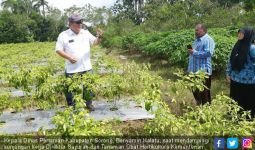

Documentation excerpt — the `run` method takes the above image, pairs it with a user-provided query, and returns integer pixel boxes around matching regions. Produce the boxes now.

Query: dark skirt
[230,80,255,117]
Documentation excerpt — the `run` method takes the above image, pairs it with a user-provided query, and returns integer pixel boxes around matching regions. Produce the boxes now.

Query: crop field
[0,42,254,149]
[1,0,255,149]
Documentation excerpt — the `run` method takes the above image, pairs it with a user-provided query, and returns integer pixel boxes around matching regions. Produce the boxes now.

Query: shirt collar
[197,33,208,41]
[68,28,84,36]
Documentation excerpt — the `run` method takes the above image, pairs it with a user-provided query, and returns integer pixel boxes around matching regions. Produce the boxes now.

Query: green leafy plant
[172,70,208,93]
[7,67,32,95]
[52,86,118,137]
[114,28,236,71]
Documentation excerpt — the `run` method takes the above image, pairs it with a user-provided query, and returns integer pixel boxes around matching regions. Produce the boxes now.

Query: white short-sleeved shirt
[55,29,96,73]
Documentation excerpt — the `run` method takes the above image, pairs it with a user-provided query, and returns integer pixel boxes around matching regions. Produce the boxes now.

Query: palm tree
[1,0,19,13]
[23,0,34,16]
[133,0,144,13]
[32,0,49,17]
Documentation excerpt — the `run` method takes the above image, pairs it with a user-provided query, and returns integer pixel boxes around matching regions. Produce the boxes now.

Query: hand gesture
[96,28,103,38]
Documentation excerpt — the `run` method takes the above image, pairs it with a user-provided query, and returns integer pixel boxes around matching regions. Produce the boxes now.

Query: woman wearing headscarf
[226,27,255,118]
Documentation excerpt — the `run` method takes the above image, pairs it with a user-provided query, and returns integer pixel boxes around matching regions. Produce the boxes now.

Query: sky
[0,0,117,10]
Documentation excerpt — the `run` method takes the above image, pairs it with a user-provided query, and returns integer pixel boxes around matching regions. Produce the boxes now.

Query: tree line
[0,0,108,43]
[0,0,254,43]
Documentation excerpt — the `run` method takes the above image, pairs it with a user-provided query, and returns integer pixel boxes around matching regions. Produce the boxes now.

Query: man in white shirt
[55,13,102,111]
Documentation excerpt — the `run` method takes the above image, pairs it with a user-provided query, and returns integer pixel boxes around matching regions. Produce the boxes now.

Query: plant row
[102,28,237,72]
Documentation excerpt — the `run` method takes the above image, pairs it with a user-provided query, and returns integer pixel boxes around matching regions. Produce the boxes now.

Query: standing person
[226,27,255,117]
[187,24,215,105]
[55,13,103,111]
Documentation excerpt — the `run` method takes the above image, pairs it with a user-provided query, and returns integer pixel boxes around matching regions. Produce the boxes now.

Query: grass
[211,74,230,97]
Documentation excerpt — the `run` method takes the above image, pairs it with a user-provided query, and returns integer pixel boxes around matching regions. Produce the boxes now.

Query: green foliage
[50,71,120,137]
[210,0,240,8]
[101,36,123,49]
[64,4,110,26]
[119,28,237,71]
[122,32,147,51]
[144,94,255,138]
[141,82,162,111]
[30,66,55,89]
[98,74,123,100]
[1,41,255,138]
[143,69,255,137]
[52,96,118,137]
[0,93,10,112]
[0,42,64,111]
[144,70,255,139]
[111,0,144,24]
[239,11,255,27]
[182,95,254,135]
[105,0,255,50]
[8,68,32,94]
[111,0,251,31]
[172,70,208,93]
[101,20,138,48]
[34,76,65,102]
[0,0,67,43]
[243,0,255,11]
[211,35,236,72]
[0,11,34,43]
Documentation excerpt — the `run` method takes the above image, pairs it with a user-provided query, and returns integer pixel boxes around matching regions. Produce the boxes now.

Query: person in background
[187,23,215,105]
[55,13,103,111]
[226,27,255,117]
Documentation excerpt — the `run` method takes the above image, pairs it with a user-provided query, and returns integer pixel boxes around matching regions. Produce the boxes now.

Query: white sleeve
[55,33,64,52]
[87,31,97,45]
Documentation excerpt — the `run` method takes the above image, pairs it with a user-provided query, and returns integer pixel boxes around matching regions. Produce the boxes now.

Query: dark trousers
[65,70,93,107]
[192,75,211,105]
[230,80,255,117]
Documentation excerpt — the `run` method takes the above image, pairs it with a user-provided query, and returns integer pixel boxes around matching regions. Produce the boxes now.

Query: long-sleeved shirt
[187,33,215,75]
[226,45,255,84]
